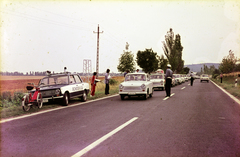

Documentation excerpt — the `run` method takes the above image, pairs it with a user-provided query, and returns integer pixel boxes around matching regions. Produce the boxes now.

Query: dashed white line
[181,87,186,90]
[71,117,138,157]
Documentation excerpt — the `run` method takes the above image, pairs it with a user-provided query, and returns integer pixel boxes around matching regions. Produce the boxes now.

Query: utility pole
[93,24,103,78]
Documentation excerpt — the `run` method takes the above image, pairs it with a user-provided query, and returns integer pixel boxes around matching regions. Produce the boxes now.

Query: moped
[22,83,43,111]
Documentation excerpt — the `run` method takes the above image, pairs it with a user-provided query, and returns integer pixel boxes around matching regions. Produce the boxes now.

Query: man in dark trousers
[190,71,194,86]
[165,64,173,97]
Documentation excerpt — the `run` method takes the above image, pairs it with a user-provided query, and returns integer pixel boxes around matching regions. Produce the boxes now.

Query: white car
[150,74,165,90]
[173,74,182,84]
[119,73,153,100]
[200,74,209,83]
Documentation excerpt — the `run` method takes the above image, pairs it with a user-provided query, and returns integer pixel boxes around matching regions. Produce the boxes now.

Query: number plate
[128,92,136,95]
[42,99,48,103]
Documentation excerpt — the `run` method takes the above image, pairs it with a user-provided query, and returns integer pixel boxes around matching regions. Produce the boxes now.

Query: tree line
[117,28,240,77]
[118,28,188,74]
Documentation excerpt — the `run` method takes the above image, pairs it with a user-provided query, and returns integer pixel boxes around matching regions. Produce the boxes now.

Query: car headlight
[55,89,60,95]
[141,84,146,90]
[119,84,124,89]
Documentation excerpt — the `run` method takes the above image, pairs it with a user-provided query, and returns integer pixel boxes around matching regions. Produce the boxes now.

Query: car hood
[39,84,66,91]
[121,81,147,86]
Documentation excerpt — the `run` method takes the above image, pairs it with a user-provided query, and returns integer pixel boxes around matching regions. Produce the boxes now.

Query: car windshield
[202,75,208,77]
[150,75,163,79]
[39,76,69,86]
[174,74,180,78]
[125,74,146,81]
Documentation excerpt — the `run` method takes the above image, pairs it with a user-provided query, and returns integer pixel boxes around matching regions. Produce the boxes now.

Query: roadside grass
[211,76,240,100]
[0,77,124,119]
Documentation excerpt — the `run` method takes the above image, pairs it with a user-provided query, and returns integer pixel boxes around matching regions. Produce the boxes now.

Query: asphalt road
[1,80,240,157]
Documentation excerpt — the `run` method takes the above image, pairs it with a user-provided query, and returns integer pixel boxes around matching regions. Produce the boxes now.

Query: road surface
[1,80,240,157]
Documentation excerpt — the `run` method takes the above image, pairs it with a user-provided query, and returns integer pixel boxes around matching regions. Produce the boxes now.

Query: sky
[1,0,240,74]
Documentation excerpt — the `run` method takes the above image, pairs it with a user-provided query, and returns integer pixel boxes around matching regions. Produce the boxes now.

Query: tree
[136,48,159,74]
[182,67,190,74]
[158,54,168,72]
[162,28,184,73]
[117,51,136,73]
[219,50,237,73]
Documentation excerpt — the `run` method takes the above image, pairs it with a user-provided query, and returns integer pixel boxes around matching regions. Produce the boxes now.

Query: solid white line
[181,87,186,90]
[0,94,119,124]
[211,80,240,105]
[71,117,138,157]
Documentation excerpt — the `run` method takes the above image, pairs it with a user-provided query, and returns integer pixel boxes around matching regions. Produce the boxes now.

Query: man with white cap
[165,64,173,97]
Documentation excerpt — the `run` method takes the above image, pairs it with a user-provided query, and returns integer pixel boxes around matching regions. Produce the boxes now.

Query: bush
[1,91,12,102]
[213,74,219,79]
[109,78,118,85]
[12,91,25,106]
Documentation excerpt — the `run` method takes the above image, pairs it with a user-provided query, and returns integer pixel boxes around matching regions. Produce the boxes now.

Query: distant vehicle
[150,74,165,90]
[37,71,90,105]
[173,74,182,84]
[200,74,209,83]
[119,73,153,100]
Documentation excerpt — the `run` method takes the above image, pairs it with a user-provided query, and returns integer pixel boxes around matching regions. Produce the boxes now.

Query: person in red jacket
[90,72,97,97]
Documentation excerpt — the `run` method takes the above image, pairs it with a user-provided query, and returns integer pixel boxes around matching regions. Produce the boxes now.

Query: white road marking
[211,80,240,105]
[163,93,175,100]
[0,94,119,124]
[71,117,138,157]
[188,84,190,86]
[181,87,186,90]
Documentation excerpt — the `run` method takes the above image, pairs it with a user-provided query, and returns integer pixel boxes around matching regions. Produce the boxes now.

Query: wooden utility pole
[93,24,103,78]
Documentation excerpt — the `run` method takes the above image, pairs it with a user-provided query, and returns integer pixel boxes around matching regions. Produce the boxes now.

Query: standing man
[190,71,194,86]
[105,69,111,95]
[220,73,223,83]
[165,64,173,97]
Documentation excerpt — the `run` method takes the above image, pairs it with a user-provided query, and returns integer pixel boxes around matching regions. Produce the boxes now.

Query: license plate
[42,99,48,103]
[128,92,136,95]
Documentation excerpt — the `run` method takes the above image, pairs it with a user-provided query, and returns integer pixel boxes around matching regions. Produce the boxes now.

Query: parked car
[37,71,90,105]
[173,74,182,84]
[200,74,209,83]
[119,73,153,100]
[150,74,165,90]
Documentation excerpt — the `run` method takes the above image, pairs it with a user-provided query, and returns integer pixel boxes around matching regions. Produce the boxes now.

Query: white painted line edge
[181,87,186,90]
[211,80,240,105]
[0,94,119,124]
[71,117,138,157]
[163,93,175,100]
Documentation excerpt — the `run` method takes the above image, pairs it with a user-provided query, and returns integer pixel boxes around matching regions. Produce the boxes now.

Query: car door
[69,75,79,97]
[73,74,84,96]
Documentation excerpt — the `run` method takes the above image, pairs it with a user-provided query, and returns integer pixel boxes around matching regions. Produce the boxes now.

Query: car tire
[81,90,87,102]
[62,93,69,106]
[149,88,153,98]
[120,95,125,100]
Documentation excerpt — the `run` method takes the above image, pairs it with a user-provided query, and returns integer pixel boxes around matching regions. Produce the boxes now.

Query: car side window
[70,75,76,84]
[74,75,82,83]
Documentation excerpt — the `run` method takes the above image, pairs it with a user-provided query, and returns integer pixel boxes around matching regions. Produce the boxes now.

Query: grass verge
[0,77,124,119]
[211,76,240,100]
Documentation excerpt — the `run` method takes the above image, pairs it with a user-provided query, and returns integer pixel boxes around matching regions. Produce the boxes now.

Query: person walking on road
[190,71,194,86]
[105,69,111,95]
[90,72,97,97]
[165,64,173,97]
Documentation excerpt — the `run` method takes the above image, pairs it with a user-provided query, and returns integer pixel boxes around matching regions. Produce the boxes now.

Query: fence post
[235,78,238,87]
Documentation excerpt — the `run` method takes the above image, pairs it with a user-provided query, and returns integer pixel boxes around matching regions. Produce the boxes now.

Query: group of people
[90,69,111,97]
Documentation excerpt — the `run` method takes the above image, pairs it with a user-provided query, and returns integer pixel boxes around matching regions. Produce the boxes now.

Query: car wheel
[62,93,69,106]
[81,91,87,102]
[149,89,153,98]
[120,95,125,100]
